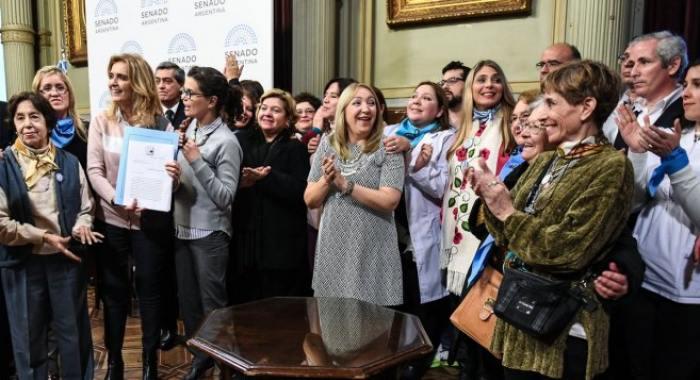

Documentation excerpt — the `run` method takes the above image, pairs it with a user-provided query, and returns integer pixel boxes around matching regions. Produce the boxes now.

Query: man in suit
[604,31,692,380]
[604,31,688,148]
[155,61,186,129]
[154,62,185,351]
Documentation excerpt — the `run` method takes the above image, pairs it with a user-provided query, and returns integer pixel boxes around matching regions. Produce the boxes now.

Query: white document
[119,140,175,212]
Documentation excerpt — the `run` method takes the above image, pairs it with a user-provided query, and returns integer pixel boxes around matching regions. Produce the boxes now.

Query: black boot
[143,350,158,380]
[104,354,124,380]
[159,328,181,351]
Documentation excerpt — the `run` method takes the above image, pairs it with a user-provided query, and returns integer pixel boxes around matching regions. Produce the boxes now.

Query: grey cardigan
[174,117,242,237]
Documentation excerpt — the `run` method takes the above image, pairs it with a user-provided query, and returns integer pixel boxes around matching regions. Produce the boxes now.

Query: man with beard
[440,61,470,128]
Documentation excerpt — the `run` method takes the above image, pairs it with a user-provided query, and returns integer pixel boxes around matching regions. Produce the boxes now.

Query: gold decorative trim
[63,0,87,66]
[387,0,532,28]
[38,29,53,47]
[0,24,35,45]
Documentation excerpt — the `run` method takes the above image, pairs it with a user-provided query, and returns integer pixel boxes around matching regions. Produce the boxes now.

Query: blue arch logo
[224,25,257,48]
[120,41,143,55]
[168,33,197,54]
[141,0,167,7]
[95,0,118,17]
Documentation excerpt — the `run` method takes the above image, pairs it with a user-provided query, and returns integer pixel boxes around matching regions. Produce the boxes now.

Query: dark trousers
[0,271,13,378]
[159,247,179,334]
[175,232,229,366]
[1,254,94,380]
[608,288,700,380]
[399,251,451,379]
[97,222,168,356]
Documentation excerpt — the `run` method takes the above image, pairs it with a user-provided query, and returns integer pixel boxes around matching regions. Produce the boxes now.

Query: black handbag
[494,266,590,343]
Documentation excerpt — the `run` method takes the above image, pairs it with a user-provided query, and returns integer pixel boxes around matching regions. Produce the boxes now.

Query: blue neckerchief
[472,106,498,124]
[466,149,525,288]
[499,147,524,180]
[50,117,75,148]
[395,118,439,148]
[647,146,689,197]
[467,235,496,287]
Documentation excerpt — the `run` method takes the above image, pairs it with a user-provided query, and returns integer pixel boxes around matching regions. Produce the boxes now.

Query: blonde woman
[305,83,404,306]
[33,66,89,167]
[441,59,515,296]
[87,53,174,380]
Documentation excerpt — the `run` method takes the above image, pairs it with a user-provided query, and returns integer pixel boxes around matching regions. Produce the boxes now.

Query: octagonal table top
[188,297,432,378]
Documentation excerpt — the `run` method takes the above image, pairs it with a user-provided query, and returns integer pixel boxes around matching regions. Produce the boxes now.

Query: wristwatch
[341,181,355,196]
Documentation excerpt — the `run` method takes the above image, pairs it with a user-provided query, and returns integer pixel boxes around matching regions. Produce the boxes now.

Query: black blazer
[232,128,310,270]
[171,101,187,130]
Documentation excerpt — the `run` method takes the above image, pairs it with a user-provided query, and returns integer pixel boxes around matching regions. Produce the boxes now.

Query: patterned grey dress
[309,135,405,306]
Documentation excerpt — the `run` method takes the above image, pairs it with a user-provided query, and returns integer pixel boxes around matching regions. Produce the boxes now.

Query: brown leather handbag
[450,265,502,358]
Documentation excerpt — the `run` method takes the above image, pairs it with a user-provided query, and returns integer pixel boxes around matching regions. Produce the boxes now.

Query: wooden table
[188,297,432,379]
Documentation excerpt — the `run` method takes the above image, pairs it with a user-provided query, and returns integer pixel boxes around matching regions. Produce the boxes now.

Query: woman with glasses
[171,66,243,379]
[440,59,515,299]
[293,92,322,139]
[230,89,311,305]
[33,67,89,168]
[32,65,92,379]
[87,53,174,380]
[471,61,632,380]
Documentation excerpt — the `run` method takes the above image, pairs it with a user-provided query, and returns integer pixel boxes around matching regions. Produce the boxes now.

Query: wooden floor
[89,288,218,379]
[88,288,457,379]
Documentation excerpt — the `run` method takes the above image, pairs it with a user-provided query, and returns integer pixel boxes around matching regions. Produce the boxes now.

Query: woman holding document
[171,66,243,379]
[86,53,173,380]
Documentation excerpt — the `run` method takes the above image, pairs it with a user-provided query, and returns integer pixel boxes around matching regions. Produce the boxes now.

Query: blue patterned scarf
[395,118,439,148]
[51,117,75,148]
[472,106,499,124]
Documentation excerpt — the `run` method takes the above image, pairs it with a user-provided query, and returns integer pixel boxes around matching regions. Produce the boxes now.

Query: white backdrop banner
[85,0,273,117]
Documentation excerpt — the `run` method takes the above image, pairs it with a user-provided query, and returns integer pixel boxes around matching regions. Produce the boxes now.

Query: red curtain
[644,0,700,62]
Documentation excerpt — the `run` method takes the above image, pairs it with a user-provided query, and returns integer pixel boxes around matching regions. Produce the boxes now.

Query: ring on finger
[487,180,499,188]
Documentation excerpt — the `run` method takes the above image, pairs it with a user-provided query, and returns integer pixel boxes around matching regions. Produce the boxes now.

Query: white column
[292,0,337,95]
[0,0,36,95]
[564,0,630,68]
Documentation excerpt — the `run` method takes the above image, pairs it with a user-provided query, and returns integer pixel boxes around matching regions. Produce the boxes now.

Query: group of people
[0,28,698,380]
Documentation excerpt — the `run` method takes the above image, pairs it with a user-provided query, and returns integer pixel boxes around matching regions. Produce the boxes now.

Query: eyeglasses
[510,113,531,126]
[438,77,464,86]
[521,121,547,135]
[181,89,206,100]
[39,84,68,95]
[535,60,562,70]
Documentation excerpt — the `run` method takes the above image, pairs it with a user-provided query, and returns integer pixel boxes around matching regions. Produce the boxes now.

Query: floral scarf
[13,139,59,189]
